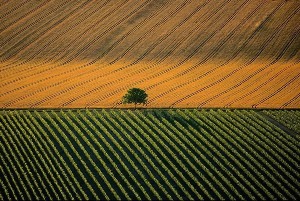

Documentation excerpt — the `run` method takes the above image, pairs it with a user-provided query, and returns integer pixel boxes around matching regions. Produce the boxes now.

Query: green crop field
[1,109,299,200]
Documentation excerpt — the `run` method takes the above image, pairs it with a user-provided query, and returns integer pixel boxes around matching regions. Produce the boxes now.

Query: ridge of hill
[0,0,299,108]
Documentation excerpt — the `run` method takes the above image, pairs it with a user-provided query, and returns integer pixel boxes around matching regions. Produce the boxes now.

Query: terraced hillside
[0,0,299,108]
[1,109,299,200]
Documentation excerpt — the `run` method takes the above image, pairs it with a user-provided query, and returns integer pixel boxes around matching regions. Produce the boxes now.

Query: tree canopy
[122,88,148,109]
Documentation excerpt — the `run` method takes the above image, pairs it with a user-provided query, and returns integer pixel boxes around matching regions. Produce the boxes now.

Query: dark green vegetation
[262,110,300,134]
[0,109,299,200]
[122,88,148,109]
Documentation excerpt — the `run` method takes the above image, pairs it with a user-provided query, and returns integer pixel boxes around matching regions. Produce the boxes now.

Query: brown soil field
[0,0,299,108]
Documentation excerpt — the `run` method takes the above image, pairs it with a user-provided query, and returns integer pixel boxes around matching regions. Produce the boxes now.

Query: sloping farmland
[0,0,299,108]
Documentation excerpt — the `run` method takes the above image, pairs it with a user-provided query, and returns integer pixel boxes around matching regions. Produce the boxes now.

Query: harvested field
[0,0,299,108]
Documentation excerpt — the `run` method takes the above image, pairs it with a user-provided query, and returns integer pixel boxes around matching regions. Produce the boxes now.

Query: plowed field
[0,0,299,108]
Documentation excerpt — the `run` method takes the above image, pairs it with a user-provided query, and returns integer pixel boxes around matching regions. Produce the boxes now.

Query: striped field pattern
[0,109,299,200]
[0,0,299,109]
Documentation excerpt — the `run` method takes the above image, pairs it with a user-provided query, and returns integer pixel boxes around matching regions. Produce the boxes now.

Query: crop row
[262,109,300,134]
[0,0,112,71]
[1,1,299,108]
[55,0,239,107]
[169,2,298,107]
[147,0,266,104]
[1,0,190,105]
[1,109,299,200]
[58,0,286,106]
[0,0,195,107]
[0,0,161,106]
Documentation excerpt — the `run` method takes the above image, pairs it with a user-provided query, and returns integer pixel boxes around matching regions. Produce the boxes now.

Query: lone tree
[122,88,148,109]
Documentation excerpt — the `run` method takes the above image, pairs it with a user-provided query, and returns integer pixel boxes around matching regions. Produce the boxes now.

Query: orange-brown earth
[0,0,299,108]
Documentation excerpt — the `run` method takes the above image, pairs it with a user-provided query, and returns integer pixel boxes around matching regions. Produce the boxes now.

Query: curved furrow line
[1,0,137,72]
[168,2,295,107]
[0,1,92,62]
[199,28,300,108]
[176,0,287,74]
[62,0,225,107]
[134,0,249,75]
[193,1,266,65]
[222,31,300,108]
[84,0,191,66]
[140,0,234,63]
[93,0,229,75]
[0,0,52,33]
[0,0,97,69]
[286,41,300,61]
[179,28,295,109]
[0,0,200,105]
[69,0,247,107]
[0,0,206,84]
[0,0,111,72]
[164,0,252,67]
[252,73,300,108]
[0,0,71,49]
[281,92,300,108]
[16,0,182,107]
[109,0,231,66]
[86,29,222,107]
[59,0,152,65]
[0,0,55,69]
[115,0,249,89]
[1,0,292,109]
[52,0,211,70]
[0,0,31,20]
[77,0,207,76]
[0,0,104,73]
[216,1,291,64]
[86,26,226,107]
[136,0,260,101]
[0,0,262,108]
[0,0,170,96]
[107,0,204,65]
[224,61,299,108]
[41,0,133,64]
[145,0,265,104]
[165,0,286,79]
[58,0,176,66]
[0,1,157,107]
[0,0,129,82]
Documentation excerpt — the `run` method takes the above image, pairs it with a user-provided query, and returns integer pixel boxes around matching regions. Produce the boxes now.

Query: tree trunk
[134,103,137,110]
